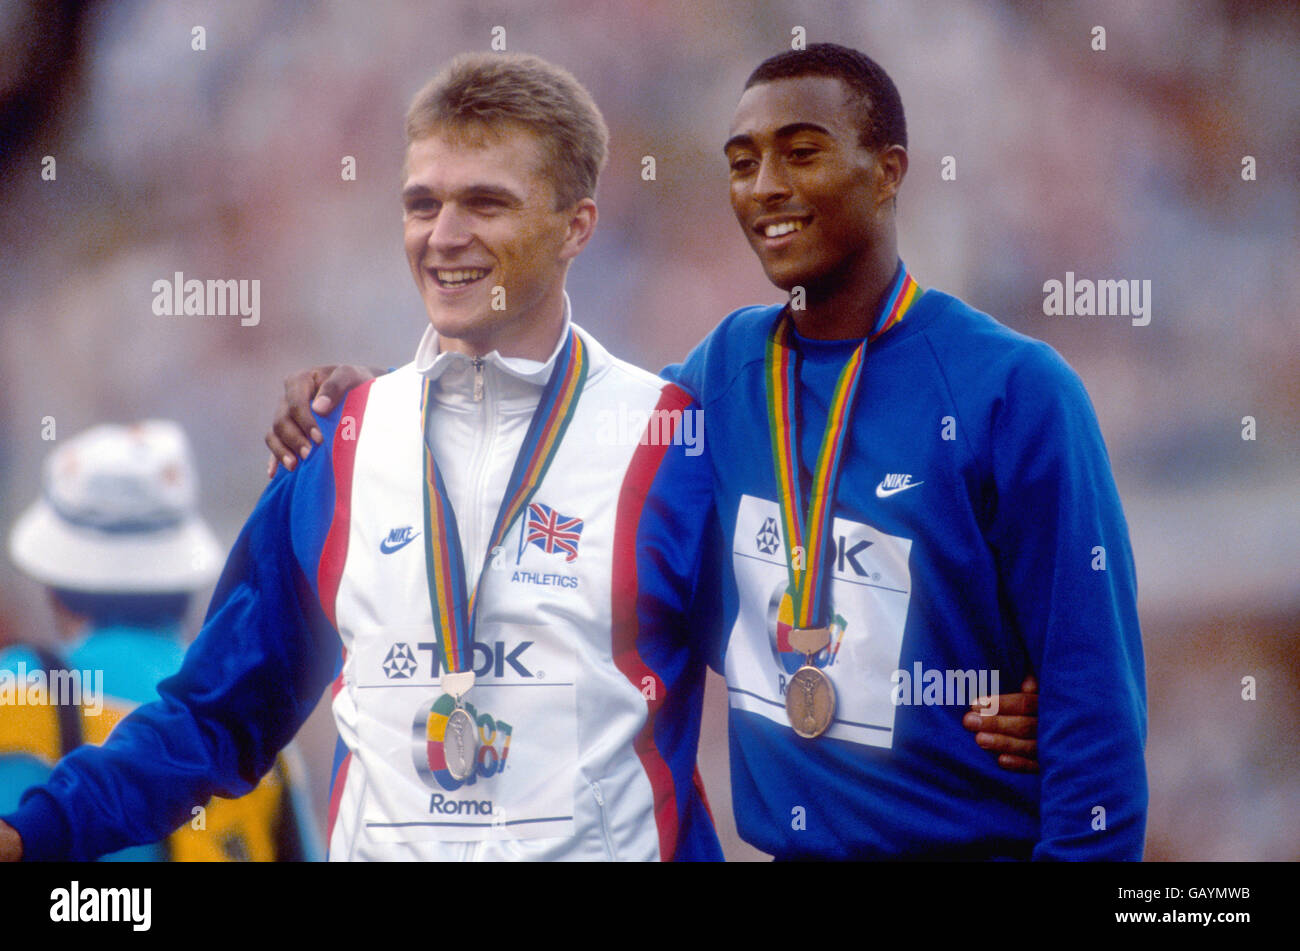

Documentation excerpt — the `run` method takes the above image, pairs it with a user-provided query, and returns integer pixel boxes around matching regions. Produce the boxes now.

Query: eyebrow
[723,122,834,154]
[401,182,524,204]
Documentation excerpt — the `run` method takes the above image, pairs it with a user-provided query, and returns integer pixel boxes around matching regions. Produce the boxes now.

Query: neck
[789,243,899,341]
[438,290,567,362]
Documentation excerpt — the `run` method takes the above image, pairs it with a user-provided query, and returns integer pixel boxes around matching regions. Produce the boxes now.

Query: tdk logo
[755,517,780,555]
[835,535,873,576]
[380,526,420,554]
[415,640,534,678]
[381,643,418,679]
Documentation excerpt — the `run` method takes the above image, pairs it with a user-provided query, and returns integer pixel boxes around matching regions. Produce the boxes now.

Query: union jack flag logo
[524,502,583,563]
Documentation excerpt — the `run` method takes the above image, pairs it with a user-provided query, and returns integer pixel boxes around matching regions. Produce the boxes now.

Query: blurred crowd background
[1,0,1296,861]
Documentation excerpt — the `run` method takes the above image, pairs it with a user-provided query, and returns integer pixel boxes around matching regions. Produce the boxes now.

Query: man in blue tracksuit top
[260,45,1142,860]
[659,44,1146,859]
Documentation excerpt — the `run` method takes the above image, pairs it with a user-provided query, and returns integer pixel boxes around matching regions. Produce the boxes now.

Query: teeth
[434,268,489,286]
[764,220,805,238]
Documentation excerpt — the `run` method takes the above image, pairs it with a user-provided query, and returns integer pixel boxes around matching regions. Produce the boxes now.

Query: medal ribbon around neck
[419,328,588,675]
[765,265,921,628]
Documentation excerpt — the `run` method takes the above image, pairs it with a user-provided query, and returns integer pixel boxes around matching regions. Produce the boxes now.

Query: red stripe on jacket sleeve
[317,383,372,628]
[610,384,693,861]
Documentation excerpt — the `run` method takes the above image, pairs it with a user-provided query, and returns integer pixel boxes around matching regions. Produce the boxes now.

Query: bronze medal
[783,627,835,737]
[785,664,836,738]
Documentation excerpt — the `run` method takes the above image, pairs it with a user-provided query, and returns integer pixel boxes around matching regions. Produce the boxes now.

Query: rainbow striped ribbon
[764,263,921,627]
[420,329,588,674]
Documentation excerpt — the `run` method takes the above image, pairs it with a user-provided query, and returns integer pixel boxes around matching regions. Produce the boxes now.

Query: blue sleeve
[659,305,759,400]
[658,360,696,397]
[621,388,723,861]
[984,345,1148,860]
[634,396,721,666]
[2,455,342,862]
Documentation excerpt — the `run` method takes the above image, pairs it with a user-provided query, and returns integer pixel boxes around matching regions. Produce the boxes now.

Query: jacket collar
[414,293,574,387]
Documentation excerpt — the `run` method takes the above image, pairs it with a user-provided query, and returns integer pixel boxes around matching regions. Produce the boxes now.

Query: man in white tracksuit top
[323,304,718,859]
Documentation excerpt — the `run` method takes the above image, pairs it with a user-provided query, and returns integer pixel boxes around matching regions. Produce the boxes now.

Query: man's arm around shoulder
[986,346,1148,860]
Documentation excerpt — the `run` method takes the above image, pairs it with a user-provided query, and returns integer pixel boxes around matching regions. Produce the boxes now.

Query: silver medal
[441,671,478,780]
[443,705,479,781]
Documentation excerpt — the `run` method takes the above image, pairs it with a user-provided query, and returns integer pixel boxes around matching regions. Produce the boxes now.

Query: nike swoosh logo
[875,480,924,498]
[379,534,420,554]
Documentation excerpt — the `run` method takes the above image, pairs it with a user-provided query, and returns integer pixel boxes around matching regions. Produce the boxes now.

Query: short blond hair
[406,53,609,209]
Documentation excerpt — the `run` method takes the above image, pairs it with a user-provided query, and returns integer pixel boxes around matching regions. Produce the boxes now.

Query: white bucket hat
[8,420,222,593]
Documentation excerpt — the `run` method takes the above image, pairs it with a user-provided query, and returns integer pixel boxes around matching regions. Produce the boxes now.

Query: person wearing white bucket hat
[0,420,322,861]
[8,420,222,598]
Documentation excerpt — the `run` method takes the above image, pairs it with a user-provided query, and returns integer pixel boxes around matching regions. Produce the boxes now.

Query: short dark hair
[744,43,907,151]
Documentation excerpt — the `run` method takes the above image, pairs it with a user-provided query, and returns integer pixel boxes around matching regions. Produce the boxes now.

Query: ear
[559,197,598,261]
[875,144,908,206]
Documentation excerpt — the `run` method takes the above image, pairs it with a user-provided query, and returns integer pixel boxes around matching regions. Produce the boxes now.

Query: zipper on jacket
[464,357,497,608]
[590,781,617,860]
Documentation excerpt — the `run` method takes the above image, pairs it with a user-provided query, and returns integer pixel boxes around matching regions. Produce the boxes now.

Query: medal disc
[784,665,836,738]
[443,706,479,781]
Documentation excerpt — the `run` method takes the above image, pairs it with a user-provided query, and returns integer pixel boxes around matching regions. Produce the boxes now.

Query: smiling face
[402,122,595,358]
[724,76,903,297]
